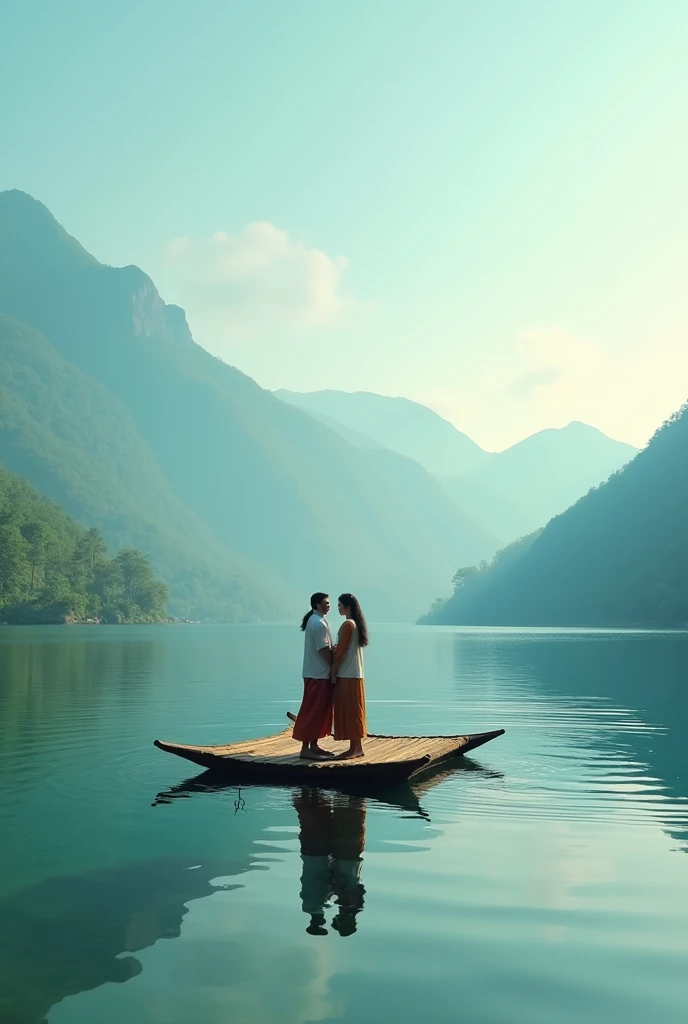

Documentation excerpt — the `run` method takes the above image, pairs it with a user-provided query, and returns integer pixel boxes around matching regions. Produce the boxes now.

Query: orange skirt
[293,678,333,742]
[333,678,367,741]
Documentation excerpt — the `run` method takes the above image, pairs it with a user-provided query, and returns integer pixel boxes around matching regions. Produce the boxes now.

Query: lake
[1,623,687,1024]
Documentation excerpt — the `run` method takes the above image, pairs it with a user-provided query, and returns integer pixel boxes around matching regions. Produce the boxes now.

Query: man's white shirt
[302,613,333,679]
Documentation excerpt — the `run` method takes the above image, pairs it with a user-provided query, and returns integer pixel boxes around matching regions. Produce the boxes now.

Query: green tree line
[421,531,542,621]
[0,462,167,624]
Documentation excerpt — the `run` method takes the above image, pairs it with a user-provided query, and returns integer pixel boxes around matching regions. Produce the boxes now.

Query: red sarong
[293,678,333,742]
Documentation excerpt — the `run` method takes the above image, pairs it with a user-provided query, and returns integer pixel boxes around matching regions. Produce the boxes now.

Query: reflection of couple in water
[289,593,369,934]
[292,592,369,760]
[293,788,366,937]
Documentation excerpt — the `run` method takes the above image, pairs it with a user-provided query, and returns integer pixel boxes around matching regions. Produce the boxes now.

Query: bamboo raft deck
[154,726,505,784]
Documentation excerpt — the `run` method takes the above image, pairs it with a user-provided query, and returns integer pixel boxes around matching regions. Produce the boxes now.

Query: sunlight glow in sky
[2,0,687,449]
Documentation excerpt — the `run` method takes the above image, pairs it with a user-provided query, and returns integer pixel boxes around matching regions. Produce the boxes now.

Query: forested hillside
[421,404,688,628]
[0,461,167,624]
[0,315,291,622]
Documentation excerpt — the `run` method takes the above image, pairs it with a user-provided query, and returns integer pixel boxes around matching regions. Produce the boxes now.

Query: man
[291,592,334,760]
[292,788,333,935]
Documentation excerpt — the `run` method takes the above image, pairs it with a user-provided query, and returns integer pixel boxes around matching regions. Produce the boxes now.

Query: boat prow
[153,726,505,784]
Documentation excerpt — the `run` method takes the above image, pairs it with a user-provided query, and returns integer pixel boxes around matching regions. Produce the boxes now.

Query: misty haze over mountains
[2,188,680,627]
[276,390,637,546]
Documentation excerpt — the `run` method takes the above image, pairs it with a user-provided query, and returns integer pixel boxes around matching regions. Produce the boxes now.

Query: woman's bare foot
[337,746,365,760]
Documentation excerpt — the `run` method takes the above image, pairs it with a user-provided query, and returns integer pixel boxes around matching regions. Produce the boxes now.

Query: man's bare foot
[299,750,329,760]
[336,749,365,760]
[310,744,331,756]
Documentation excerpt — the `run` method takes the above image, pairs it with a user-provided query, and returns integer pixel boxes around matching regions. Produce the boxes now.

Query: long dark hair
[338,593,369,647]
[300,592,329,631]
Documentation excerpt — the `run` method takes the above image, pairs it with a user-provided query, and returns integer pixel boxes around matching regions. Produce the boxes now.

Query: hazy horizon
[274,385,640,452]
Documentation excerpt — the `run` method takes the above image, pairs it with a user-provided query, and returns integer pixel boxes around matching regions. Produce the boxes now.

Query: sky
[2,0,688,451]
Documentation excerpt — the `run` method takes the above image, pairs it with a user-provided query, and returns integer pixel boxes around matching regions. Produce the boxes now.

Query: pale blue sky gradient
[2,1,687,449]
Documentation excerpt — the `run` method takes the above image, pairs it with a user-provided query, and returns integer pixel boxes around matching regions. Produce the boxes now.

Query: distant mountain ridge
[464,420,637,537]
[276,389,488,475]
[0,189,496,621]
[276,389,637,545]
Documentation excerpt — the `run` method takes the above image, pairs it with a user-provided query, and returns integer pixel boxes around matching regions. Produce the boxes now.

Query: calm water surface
[1,624,688,1024]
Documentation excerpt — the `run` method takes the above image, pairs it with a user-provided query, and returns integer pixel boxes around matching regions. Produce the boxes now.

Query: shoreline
[0,618,199,627]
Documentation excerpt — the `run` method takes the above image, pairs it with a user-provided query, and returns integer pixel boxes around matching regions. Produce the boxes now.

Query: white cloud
[508,365,564,397]
[165,222,350,338]
[511,328,606,394]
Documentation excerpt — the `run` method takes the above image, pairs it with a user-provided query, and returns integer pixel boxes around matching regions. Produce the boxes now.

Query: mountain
[421,403,688,628]
[0,190,496,620]
[460,421,637,536]
[277,403,387,452]
[275,389,488,475]
[277,389,636,545]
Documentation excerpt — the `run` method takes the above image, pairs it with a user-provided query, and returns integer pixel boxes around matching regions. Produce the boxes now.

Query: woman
[331,593,368,759]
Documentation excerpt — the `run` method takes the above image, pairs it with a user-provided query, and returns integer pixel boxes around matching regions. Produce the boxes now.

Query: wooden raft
[154,726,505,783]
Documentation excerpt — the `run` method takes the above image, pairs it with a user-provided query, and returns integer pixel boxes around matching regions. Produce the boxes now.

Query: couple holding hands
[291,592,368,760]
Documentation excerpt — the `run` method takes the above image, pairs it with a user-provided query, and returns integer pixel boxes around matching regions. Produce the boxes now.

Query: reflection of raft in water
[154,725,505,784]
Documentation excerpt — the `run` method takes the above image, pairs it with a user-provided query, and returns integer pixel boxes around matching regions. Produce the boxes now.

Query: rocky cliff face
[113,266,194,347]
[163,304,195,347]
